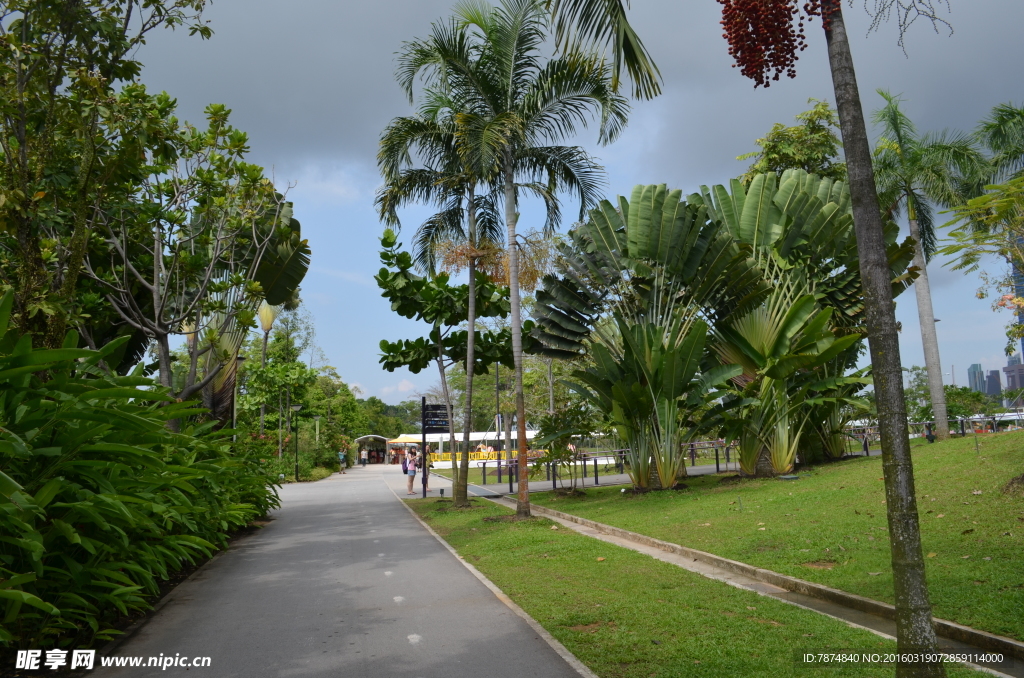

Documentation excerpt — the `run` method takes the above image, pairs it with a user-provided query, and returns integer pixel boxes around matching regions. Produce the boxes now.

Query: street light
[291,404,302,482]
[232,355,246,443]
[313,415,322,445]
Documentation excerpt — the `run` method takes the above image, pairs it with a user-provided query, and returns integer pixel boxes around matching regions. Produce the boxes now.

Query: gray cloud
[135,0,1024,400]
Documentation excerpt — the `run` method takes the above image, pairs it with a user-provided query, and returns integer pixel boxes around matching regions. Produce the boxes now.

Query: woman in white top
[405,451,419,495]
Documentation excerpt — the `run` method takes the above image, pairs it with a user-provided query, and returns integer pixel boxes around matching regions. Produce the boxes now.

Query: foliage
[738,99,846,184]
[534,184,764,488]
[533,400,599,490]
[0,0,212,347]
[0,292,277,648]
[536,171,916,482]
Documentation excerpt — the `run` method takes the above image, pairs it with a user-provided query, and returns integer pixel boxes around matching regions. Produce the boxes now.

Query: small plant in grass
[533,402,599,494]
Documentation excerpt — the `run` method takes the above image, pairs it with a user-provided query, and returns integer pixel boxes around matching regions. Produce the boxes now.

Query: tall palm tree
[873,91,988,441]
[399,0,627,517]
[378,94,504,507]
[977,103,1024,180]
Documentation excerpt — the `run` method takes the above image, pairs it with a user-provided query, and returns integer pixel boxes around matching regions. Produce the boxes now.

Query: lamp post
[232,355,246,443]
[314,415,321,445]
[291,404,302,482]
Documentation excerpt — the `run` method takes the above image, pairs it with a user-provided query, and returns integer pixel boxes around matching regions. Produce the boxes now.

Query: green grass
[410,498,983,678]
[529,432,1024,641]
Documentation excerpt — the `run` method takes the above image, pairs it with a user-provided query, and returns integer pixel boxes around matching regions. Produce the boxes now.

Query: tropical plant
[738,99,847,184]
[533,184,767,488]
[398,0,627,517]
[872,90,988,440]
[691,170,915,475]
[0,291,277,648]
[976,102,1024,180]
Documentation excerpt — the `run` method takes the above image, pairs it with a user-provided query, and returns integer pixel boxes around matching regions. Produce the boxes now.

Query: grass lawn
[529,432,1024,642]
[409,498,983,678]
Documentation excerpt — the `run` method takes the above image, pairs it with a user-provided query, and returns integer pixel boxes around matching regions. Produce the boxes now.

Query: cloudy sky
[138,0,1024,402]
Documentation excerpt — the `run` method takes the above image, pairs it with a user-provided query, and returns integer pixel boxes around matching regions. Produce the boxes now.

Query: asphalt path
[95,465,581,678]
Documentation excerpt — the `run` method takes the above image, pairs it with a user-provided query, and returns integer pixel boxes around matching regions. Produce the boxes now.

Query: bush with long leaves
[0,293,278,648]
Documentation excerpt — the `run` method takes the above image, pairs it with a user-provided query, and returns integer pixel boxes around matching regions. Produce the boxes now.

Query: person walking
[360,448,368,467]
[405,450,419,495]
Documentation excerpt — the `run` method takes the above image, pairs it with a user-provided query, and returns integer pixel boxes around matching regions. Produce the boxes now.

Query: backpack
[401,458,408,473]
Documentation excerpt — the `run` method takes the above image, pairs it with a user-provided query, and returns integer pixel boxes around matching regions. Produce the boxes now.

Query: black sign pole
[421,397,428,498]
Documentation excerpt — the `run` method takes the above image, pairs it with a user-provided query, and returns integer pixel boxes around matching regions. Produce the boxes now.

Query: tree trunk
[278,392,283,458]
[457,188,478,507]
[504,156,530,517]
[907,216,949,439]
[824,5,945,676]
[547,358,555,414]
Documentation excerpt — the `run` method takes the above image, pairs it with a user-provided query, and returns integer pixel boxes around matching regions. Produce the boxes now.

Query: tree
[376,228,520,500]
[400,0,627,517]
[87,101,309,420]
[715,0,951,672]
[872,90,987,440]
[377,87,503,508]
[738,99,846,184]
[0,0,212,348]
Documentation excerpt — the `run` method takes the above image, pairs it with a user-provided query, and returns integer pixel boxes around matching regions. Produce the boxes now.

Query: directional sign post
[421,398,449,498]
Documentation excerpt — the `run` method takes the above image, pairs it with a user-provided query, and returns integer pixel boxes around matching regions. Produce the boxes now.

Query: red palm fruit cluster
[718,0,839,88]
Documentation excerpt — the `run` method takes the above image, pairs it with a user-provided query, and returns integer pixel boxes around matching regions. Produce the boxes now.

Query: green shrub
[0,293,279,648]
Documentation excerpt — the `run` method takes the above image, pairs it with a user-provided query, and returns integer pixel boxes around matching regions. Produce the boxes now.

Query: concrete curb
[391,493,600,678]
[520,501,1024,661]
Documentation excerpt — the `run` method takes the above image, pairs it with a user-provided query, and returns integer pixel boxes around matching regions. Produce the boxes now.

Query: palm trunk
[457,188,478,507]
[547,358,554,414]
[504,155,530,517]
[824,5,945,675]
[435,322,458,483]
[907,216,949,439]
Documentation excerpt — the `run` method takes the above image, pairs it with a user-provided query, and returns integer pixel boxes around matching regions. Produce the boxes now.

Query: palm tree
[873,91,988,441]
[977,103,1024,180]
[399,0,627,517]
[377,95,504,507]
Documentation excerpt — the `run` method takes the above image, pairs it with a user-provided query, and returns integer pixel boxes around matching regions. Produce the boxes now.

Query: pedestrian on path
[360,448,368,466]
[405,450,419,495]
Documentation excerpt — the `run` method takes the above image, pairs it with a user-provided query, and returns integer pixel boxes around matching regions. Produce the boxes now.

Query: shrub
[0,293,279,648]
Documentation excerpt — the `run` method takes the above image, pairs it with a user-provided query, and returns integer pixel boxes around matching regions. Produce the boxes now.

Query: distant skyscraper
[1004,354,1024,400]
[968,363,985,393]
[987,370,1003,396]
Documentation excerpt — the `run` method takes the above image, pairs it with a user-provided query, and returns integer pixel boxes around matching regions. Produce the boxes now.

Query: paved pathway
[96,466,582,678]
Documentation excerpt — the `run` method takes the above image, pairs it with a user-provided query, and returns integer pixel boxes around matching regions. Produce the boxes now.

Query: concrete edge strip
[389,489,599,678]
[516,500,1024,662]
[485,498,1014,678]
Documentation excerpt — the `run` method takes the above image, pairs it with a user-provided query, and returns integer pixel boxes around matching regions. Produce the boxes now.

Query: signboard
[422,404,450,434]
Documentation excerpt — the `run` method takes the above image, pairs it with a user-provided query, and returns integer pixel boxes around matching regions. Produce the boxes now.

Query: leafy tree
[739,99,846,184]
[872,90,987,440]
[376,228,518,505]
[89,100,309,415]
[0,0,212,347]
